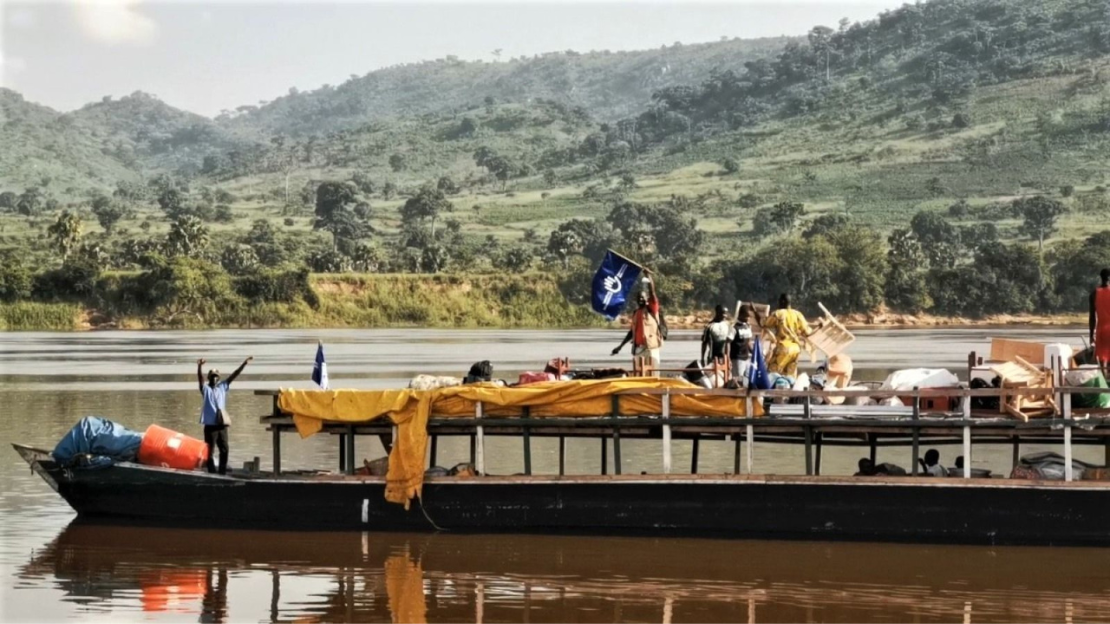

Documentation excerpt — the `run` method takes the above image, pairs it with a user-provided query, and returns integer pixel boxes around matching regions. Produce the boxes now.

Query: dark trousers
[204,425,229,474]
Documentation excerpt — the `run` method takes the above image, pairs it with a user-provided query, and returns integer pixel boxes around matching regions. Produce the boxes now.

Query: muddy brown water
[3,327,1109,623]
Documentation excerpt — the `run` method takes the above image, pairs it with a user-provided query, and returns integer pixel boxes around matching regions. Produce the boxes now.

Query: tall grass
[0,303,80,331]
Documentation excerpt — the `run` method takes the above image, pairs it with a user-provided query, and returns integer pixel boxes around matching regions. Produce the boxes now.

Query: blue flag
[591,251,642,320]
[748,337,772,390]
[312,342,329,389]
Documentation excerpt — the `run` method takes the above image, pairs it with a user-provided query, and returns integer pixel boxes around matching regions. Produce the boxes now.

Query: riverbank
[0,274,1088,332]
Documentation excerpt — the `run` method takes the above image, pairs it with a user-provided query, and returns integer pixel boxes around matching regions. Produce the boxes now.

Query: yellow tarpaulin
[278,378,763,506]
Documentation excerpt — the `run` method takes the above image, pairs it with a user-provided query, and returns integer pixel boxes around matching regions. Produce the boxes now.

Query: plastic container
[1044,343,1074,370]
[137,424,208,470]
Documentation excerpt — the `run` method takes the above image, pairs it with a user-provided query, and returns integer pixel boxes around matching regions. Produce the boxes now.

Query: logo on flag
[591,250,642,320]
[312,342,329,389]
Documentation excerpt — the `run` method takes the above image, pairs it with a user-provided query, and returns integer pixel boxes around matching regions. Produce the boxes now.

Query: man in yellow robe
[758,293,815,378]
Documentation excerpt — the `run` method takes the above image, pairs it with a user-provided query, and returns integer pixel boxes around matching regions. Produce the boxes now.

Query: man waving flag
[312,342,329,389]
[591,250,643,320]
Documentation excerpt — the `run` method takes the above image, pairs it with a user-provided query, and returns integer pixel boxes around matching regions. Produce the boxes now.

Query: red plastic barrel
[137,424,209,470]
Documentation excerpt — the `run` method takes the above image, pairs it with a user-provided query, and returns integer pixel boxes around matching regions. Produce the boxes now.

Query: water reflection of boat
[20,521,1110,623]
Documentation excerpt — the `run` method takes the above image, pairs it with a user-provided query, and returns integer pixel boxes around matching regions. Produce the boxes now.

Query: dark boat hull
[18,445,1110,546]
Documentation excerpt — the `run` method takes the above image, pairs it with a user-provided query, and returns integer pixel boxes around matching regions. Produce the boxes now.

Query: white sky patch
[72,0,159,45]
[0,52,30,87]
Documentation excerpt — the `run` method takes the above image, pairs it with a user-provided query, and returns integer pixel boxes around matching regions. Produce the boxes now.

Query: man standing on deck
[701,304,734,386]
[197,356,252,475]
[611,272,664,375]
[756,293,820,379]
[731,305,755,386]
[1090,268,1110,377]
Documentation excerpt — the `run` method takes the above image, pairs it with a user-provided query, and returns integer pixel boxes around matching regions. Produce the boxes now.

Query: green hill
[4,0,1110,328]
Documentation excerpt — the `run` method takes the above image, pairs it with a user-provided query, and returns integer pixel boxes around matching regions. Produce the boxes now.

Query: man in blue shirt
[197,356,252,474]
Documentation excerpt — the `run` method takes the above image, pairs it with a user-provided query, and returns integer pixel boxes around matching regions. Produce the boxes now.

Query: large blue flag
[591,250,642,320]
[312,342,329,389]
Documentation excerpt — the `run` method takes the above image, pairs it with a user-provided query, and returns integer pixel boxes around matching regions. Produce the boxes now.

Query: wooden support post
[1065,421,1074,482]
[429,434,438,468]
[744,396,754,475]
[345,426,355,475]
[734,436,742,475]
[601,437,608,475]
[558,436,566,476]
[745,423,754,475]
[272,427,281,475]
[339,433,346,473]
[911,389,921,476]
[814,432,823,476]
[522,407,532,476]
[469,434,476,465]
[662,393,672,474]
[962,395,971,479]
[1012,437,1020,468]
[804,397,813,476]
[1105,438,1110,468]
[868,433,877,465]
[475,402,485,475]
[611,395,622,475]
[691,438,700,474]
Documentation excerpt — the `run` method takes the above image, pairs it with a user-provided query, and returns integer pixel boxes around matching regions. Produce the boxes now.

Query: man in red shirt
[611,273,664,375]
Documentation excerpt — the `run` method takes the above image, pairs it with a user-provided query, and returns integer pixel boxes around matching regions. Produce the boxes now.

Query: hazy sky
[1,0,904,117]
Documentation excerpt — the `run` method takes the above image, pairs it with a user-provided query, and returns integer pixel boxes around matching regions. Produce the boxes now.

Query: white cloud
[73,0,159,46]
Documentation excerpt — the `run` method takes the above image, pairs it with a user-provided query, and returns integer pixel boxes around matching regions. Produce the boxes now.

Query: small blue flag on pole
[591,250,643,320]
[748,337,772,390]
[312,342,329,389]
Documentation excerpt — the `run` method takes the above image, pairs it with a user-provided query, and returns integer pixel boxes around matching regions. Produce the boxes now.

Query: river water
[3,327,1109,623]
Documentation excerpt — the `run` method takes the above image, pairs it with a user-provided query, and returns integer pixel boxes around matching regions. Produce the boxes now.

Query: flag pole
[606,249,651,274]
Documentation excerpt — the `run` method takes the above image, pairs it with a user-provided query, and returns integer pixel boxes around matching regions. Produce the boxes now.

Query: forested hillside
[4,0,1110,329]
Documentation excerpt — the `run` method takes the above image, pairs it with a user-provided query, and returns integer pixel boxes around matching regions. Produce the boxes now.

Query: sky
[1,0,906,118]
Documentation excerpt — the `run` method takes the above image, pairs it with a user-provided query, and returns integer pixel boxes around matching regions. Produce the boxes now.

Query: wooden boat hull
[15,444,1110,545]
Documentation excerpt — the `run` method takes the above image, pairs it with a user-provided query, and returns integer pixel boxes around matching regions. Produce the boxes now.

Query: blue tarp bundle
[52,417,144,468]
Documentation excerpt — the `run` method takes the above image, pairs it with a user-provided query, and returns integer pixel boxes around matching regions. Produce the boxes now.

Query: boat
[14,376,1110,545]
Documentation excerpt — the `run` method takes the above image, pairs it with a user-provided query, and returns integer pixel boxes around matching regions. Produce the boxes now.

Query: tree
[314,182,364,249]
[381,181,397,200]
[350,171,376,195]
[90,195,125,234]
[926,176,946,197]
[165,215,210,257]
[214,204,234,223]
[546,229,582,269]
[754,202,805,238]
[802,213,850,239]
[47,211,83,262]
[737,193,762,209]
[496,246,534,271]
[721,157,740,175]
[618,172,637,191]
[437,176,460,195]
[458,116,479,137]
[16,187,43,216]
[808,25,836,82]
[1015,195,1066,252]
[885,229,932,312]
[0,191,17,211]
[220,244,259,275]
[400,186,454,238]
[947,199,970,220]
[388,153,407,172]
[910,211,961,268]
[0,250,33,301]
[157,187,188,219]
